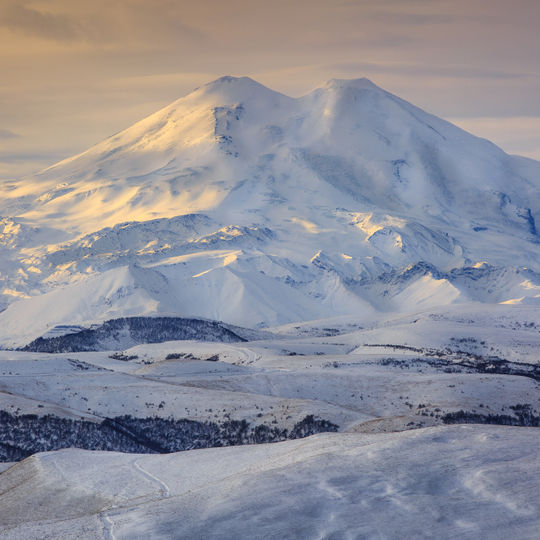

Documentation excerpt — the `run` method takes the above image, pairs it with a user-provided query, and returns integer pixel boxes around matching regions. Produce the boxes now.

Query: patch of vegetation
[442,404,540,427]
[0,411,338,462]
[367,343,540,382]
[109,353,139,361]
[21,317,247,353]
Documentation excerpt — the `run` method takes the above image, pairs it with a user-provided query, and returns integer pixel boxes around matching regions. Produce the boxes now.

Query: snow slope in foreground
[1,425,539,539]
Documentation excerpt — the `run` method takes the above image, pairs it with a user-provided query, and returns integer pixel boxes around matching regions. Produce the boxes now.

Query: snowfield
[1,426,539,539]
[0,76,539,537]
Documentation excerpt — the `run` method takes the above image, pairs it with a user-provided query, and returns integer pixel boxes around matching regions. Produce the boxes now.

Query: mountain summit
[0,76,539,346]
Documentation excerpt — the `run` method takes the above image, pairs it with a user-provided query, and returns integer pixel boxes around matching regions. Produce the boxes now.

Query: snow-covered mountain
[1,75,539,347]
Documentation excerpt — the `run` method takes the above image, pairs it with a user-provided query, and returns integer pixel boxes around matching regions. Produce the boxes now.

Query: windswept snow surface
[0,76,539,344]
[1,426,539,539]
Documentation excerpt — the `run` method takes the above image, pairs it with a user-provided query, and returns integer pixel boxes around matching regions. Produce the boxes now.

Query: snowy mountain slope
[0,265,180,348]
[0,75,539,337]
[6,75,537,234]
[2,426,539,539]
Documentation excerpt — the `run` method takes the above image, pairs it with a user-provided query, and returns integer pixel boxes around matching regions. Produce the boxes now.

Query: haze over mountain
[0,75,539,347]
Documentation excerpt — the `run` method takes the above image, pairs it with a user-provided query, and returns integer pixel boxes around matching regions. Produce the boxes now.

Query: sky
[1,0,540,179]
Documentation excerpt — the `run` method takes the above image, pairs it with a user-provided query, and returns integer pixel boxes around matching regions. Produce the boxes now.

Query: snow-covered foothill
[1,426,539,539]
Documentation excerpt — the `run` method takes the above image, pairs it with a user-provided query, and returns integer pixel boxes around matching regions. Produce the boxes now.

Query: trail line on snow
[133,458,170,498]
[100,512,116,540]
